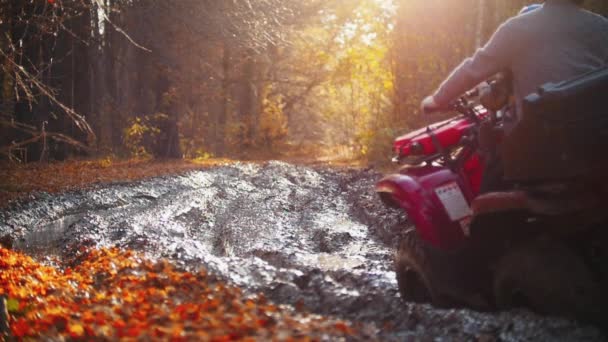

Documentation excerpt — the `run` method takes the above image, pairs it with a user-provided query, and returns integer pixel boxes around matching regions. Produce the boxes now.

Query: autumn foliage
[0,247,354,340]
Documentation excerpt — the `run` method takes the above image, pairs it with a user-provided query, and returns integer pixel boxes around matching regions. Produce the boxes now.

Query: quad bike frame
[377,69,608,324]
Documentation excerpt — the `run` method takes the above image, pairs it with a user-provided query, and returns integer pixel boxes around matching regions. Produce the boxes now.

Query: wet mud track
[0,161,604,341]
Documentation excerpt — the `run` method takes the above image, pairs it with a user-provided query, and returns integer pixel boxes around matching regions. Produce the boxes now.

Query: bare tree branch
[92,0,151,52]
[0,118,94,154]
[0,48,96,143]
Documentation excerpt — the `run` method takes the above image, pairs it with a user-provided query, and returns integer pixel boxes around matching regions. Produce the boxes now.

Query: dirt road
[0,161,603,341]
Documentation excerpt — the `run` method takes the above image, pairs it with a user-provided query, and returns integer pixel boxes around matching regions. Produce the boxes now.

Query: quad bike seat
[472,186,605,217]
[502,66,608,182]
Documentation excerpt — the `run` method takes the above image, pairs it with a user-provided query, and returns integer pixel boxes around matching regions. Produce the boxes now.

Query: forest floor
[0,153,365,208]
[0,159,605,340]
[0,159,231,208]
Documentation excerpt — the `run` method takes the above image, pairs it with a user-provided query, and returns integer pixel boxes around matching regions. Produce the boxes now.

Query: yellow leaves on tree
[123,113,169,159]
[283,0,395,160]
[0,247,354,340]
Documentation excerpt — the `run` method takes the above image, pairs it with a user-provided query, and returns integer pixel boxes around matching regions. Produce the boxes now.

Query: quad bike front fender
[376,170,470,250]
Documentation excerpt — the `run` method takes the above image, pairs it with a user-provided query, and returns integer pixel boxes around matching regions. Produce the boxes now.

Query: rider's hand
[421,96,441,115]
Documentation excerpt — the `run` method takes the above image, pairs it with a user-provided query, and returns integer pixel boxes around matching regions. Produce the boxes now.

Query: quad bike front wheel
[395,230,443,305]
[493,237,605,323]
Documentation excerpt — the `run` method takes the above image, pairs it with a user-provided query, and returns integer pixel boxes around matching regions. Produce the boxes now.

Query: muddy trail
[0,161,604,341]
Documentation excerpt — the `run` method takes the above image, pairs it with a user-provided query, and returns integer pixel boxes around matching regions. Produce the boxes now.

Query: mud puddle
[0,161,604,341]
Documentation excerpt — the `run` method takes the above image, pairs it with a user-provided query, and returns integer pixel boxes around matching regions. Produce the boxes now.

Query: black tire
[395,231,441,304]
[493,238,604,322]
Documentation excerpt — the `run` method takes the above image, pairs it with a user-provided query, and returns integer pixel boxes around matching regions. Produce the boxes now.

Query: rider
[421,0,608,192]
[519,4,542,15]
[422,0,608,128]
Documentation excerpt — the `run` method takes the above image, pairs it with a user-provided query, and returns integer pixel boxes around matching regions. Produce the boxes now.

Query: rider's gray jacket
[433,0,608,125]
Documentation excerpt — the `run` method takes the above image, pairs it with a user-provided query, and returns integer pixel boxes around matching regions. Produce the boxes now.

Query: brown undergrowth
[0,158,231,208]
[0,155,367,208]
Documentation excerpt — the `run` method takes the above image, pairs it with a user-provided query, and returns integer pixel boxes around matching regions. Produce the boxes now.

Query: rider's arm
[432,20,517,108]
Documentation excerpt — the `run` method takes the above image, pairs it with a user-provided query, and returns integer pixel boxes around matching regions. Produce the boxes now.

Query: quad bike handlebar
[421,91,484,127]
[394,73,514,165]
[424,71,512,118]
[449,96,482,124]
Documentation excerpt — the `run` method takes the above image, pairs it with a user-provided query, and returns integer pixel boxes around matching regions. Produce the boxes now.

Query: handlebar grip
[421,96,444,115]
[422,102,441,115]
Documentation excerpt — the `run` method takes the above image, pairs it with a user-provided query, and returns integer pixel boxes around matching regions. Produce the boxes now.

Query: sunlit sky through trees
[3,0,607,163]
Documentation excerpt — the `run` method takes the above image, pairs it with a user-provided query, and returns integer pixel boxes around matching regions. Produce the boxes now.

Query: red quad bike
[376,68,608,325]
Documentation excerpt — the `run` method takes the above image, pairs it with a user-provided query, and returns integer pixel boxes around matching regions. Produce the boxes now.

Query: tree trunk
[475,0,486,50]
[0,0,15,149]
[216,43,231,157]
[238,49,256,147]
[90,7,113,153]
[494,0,503,28]
[155,71,181,159]
[72,8,93,153]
